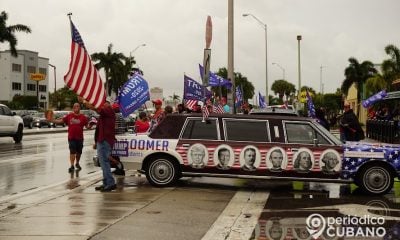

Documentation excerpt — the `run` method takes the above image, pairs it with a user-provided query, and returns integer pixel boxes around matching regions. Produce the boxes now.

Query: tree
[365,75,387,97]
[211,67,255,101]
[382,44,400,90]
[91,43,128,96]
[271,79,295,101]
[0,11,31,57]
[169,93,181,106]
[341,57,377,116]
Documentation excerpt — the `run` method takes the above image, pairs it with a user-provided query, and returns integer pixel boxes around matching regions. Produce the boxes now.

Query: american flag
[64,20,106,109]
[185,99,198,110]
[202,104,209,120]
[213,103,224,114]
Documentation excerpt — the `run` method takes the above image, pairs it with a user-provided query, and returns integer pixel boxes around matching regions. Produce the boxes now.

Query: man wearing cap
[151,99,164,122]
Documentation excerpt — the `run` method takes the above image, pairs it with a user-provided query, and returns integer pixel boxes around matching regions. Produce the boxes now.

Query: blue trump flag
[117,74,150,117]
[184,75,211,101]
[199,64,232,88]
[235,86,243,107]
[362,90,387,108]
[306,90,316,118]
[258,92,267,109]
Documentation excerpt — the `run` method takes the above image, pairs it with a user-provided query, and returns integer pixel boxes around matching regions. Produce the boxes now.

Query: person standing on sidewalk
[50,103,90,173]
[87,99,117,192]
[340,102,364,142]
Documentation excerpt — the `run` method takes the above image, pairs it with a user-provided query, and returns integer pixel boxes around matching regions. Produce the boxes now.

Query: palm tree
[169,93,181,106]
[91,43,128,96]
[271,79,296,102]
[212,67,255,101]
[341,57,377,117]
[382,44,400,90]
[0,11,31,57]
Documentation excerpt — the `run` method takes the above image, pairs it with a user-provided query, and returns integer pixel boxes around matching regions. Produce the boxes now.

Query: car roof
[249,108,299,116]
[149,113,312,139]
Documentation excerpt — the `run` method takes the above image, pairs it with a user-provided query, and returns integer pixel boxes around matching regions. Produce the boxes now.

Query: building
[0,50,50,109]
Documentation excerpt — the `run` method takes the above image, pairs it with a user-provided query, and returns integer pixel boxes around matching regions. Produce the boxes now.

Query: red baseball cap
[112,103,120,110]
[152,99,162,105]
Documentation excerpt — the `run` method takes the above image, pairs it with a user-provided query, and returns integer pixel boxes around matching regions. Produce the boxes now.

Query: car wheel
[358,165,394,195]
[145,156,179,187]
[13,125,23,143]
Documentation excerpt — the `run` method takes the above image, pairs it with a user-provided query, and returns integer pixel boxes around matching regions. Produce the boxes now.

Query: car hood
[343,142,400,161]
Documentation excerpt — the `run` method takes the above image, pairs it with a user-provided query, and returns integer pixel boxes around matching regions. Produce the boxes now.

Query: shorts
[68,140,84,154]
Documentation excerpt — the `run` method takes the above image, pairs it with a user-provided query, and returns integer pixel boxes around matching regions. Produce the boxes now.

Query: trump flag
[64,20,106,109]
[118,74,150,117]
[184,75,211,101]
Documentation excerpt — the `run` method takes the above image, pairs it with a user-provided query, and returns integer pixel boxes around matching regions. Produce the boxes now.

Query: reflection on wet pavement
[251,182,400,240]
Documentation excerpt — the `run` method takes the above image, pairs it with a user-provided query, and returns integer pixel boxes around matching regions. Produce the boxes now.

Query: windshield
[313,121,342,145]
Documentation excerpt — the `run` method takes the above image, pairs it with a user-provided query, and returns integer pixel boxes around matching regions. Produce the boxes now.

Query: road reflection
[251,182,400,240]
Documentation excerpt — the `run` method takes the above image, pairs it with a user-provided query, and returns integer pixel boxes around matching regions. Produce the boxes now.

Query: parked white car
[0,104,24,143]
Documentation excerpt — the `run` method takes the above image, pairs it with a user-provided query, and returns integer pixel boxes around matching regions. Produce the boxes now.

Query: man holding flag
[64,16,116,192]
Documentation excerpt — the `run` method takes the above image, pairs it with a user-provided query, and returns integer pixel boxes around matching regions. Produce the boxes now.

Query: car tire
[145,156,179,187]
[358,165,394,195]
[13,125,23,143]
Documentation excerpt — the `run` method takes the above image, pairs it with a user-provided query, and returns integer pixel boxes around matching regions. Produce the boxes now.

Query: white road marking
[202,190,269,240]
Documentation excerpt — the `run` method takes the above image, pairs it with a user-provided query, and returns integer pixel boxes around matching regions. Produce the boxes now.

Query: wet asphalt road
[0,129,97,197]
[0,130,399,239]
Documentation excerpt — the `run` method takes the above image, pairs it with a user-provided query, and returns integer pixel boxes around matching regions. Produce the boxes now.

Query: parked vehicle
[51,111,69,127]
[111,113,400,195]
[31,112,52,128]
[13,110,37,129]
[0,104,24,143]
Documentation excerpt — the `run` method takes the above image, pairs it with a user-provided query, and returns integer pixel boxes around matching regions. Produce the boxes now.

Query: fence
[366,119,398,143]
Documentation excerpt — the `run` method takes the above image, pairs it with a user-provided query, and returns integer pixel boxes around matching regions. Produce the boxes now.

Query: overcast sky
[2,0,400,101]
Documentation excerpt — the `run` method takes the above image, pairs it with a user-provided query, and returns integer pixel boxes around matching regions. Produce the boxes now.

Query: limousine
[113,113,400,195]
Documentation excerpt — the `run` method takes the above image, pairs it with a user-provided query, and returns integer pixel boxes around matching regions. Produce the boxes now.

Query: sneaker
[95,185,104,191]
[75,163,82,170]
[68,166,74,173]
[100,184,117,192]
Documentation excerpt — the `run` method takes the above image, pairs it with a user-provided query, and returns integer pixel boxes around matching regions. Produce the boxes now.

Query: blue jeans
[97,140,115,187]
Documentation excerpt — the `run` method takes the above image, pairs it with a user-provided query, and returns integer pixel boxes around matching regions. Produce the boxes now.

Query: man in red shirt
[89,99,117,192]
[51,103,90,172]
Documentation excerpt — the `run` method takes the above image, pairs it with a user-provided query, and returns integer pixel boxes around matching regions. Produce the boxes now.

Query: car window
[285,122,330,145]
[224,119,270,142]
[2,106,11,116]
[181,118,218,140]
[0,107,5,115]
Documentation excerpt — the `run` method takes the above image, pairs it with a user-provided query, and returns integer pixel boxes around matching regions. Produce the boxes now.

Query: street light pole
[130,43,146,58]
[297,35,302,97]
[272,62,285,80]
[48,63,56,93]
[243,13,268,105]
[320,65,327,94]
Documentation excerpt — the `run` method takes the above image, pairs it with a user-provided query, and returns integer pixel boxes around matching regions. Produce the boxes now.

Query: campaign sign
[118,74,150,117]
[184,75,211,101]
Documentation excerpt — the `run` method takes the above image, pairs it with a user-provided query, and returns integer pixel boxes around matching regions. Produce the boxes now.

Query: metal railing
[366,119,398,143]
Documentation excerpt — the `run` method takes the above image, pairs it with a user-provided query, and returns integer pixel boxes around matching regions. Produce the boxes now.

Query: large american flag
[64,20,106,109]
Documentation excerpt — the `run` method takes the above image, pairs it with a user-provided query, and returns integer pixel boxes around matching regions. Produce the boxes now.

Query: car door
[222,118,271,174]
[177,117,221,171]
[0,106,13,133]
[283,120,343,179]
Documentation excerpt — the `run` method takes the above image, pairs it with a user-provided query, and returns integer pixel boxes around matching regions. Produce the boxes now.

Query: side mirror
[313,138,319,146]
[12,112,16,116]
